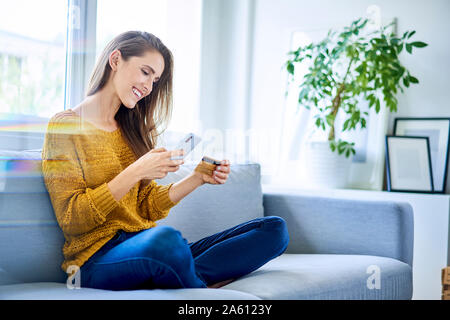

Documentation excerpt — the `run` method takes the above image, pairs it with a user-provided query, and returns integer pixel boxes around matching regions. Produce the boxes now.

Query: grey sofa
[0,149,414,299]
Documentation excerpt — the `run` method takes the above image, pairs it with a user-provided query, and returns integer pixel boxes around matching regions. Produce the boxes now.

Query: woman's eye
[142,70,149,76]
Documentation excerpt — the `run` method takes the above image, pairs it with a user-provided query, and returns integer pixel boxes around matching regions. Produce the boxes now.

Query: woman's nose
[143,83,151,95]
[145,80,155,94]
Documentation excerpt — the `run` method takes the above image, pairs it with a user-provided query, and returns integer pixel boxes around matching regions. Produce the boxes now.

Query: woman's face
[110,49,164,108]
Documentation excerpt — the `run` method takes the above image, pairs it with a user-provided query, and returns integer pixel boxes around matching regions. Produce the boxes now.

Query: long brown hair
[86,31,174,160]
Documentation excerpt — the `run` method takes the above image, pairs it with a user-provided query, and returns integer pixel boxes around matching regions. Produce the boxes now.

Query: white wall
[247,0,450,191]
[199,0,255,133]
[197,0,257,164]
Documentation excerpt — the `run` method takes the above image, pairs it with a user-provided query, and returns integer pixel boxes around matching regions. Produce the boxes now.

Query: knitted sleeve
[41,114,119,236]
[137,180,179,221]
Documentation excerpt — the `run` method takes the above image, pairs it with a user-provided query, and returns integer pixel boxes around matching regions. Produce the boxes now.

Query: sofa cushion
[222,254,413,300]
[1,253,412,300]
[0,149,66,285]
[0,282,260,300]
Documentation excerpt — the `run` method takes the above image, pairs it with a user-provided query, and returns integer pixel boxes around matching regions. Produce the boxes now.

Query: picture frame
[385,135,434,193]
[393,117,450,193]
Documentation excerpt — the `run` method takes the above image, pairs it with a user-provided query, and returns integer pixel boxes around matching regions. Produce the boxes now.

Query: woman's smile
[132,87,143,99]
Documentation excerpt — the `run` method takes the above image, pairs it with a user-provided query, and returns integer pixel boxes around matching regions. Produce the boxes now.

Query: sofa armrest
[263,192,414,266]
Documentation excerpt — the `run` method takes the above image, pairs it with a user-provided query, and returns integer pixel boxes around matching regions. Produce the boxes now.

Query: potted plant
[284,17,427,188]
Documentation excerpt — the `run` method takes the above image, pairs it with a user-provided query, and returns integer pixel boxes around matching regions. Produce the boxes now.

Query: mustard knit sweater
[41,110,178,272]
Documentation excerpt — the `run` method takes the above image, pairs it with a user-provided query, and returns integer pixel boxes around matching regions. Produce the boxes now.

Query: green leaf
[315,118,321,128]
[343,119,351,131]
[406,43,412,54]
[355,64,364,73]
[411,41,428,48]
[390,100,398,112]
[409,76,419,84]
[407,30,416,39]
[403,76,410,87]
[375,99,381,113]
[361,118,367,128]
[353,18,362,26]
[368,94,376,108]
[329,141,336,152]
[287,61,295,75]
[359,18,369,29]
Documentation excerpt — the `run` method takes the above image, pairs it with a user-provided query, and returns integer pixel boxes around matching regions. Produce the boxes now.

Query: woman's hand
[168,159,230,204]
[193,159,231,185]
[132,147,184,181]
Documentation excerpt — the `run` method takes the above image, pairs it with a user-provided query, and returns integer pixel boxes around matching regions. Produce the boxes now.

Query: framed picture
[394,118,450,193]
[386,136,434,193]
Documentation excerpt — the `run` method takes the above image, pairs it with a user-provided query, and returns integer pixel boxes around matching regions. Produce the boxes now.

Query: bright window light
[0,0,68,118]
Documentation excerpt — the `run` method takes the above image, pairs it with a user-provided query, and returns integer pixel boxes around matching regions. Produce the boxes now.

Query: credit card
[202,156,221,165]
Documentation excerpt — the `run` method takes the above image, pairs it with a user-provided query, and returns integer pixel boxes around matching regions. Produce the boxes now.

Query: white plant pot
[304,141,353,189]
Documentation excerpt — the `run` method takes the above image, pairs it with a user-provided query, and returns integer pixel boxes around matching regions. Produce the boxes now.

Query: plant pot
[304,141,353,189]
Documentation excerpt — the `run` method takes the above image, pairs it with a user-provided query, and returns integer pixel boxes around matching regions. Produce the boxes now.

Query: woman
[42,31,289,291]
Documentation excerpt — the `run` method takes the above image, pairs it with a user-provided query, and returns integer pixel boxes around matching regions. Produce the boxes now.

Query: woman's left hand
[194,160,231,185]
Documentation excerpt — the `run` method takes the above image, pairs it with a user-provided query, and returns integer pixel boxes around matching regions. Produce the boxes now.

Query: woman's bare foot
[207,278,235,289]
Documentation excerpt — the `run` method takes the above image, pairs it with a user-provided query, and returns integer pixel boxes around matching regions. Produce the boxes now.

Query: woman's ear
[109,49,121,71]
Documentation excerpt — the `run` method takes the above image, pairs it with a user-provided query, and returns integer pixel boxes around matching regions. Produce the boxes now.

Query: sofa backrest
[0,150,263,285]
[0,150,67,285]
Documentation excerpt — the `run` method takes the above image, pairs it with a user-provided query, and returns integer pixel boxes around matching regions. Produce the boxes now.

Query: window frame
[64,0,97,110]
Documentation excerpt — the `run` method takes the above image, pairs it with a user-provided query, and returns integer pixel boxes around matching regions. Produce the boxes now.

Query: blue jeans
[79,216,289,290]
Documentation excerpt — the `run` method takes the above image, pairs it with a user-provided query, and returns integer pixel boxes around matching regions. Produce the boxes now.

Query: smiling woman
[41,28,287,292]
[81,31,173,159]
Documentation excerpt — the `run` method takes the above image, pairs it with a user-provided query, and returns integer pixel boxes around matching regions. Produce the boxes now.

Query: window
[0,0,68,118]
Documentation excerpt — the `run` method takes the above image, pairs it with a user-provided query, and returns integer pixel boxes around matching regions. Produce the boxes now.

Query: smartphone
[170,133,201,160]
[202,156,221,165]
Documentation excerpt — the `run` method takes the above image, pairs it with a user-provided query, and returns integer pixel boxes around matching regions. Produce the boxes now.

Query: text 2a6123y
[222,304,272,315]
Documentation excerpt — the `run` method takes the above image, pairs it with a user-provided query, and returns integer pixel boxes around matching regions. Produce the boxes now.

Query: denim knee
[262,216,290,252]
[140,226,193,266]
